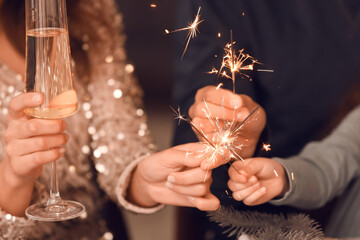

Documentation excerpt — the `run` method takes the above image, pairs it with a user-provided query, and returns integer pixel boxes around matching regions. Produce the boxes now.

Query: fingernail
[167,175,176,183]
[32,94,42,103]
[58,148,65,154]
[165,181,173,189]
[187,196,195,202]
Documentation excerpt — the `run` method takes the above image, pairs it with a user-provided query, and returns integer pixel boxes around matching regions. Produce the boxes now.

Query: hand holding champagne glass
[24,0,85,221]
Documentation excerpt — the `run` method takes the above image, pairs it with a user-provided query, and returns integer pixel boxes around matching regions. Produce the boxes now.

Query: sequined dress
[0,0,162,239]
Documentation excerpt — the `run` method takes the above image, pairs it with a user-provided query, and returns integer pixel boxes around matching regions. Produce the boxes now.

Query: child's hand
[189,86,266,169]
[228,158,289,206]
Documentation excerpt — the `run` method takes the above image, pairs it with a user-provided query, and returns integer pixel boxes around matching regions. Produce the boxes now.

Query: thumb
[233,158,264,177]
[9,93,43,119]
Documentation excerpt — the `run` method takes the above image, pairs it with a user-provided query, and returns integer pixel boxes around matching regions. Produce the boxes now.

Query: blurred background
[116,0,178,239]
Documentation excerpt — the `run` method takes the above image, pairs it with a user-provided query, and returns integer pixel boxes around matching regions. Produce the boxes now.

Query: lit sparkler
[210,30,259,93]
[165,7,203,59]
[171,102,260,173]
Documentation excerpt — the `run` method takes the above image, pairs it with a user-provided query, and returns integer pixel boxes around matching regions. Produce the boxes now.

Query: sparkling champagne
[25,28,77,119]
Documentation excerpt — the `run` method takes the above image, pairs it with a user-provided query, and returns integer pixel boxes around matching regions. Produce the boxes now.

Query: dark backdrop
[116,0,176,104]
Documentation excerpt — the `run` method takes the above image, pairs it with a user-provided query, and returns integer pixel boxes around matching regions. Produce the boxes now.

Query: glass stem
[47,161,62,206]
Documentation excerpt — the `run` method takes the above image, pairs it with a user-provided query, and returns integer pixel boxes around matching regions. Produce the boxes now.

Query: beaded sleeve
[73,0,164,213]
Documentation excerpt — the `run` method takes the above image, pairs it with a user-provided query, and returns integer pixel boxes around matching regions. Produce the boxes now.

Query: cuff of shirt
[115,153,165,214]
[269,157,297,206]
[0,208,34,239]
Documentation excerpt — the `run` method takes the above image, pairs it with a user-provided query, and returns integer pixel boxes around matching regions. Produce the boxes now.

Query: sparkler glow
[166,7,203,59]
[210,31,259,93]
[171,102,261,175]
[262,143,271,152]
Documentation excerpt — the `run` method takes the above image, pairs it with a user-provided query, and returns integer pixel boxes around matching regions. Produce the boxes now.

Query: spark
[262,143,271,152]
[216,83,223,90]
[257,69,274,72]
[171,103,260,179]
[166,7,203,59]
[218,33,221,38]
[150,4,157,8]
[209,30,259,93]
[164,29,170,34]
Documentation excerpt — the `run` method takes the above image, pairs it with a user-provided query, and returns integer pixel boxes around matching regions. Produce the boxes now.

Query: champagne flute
[24,0,85,221]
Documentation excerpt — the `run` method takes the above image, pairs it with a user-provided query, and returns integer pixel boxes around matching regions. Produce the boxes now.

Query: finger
[228,161,250,183]
[8,93,43,119]
[7,134,68,156]
[10,119,67,139]
[195,86,245,109]
[168,143,209,168]
[147,185,220,211]
[187,193,220,211]
[11,147,65,176]
[232,182,261,201]
[189,102,250,122]
[168,167,211,185]
[233,159,264,177]
[243,187,267,206]
[228,177,258,192]
[166,180,212,197]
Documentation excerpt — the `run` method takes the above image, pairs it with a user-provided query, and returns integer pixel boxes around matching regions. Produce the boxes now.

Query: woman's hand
[228,158,289,206]
[0,93,68,216]
[189,86,266,168]
[128,143,229,211]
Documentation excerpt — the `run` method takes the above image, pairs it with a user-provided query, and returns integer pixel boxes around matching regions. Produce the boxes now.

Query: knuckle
[32,152,43,166]
[55,120,64,132]
[195,200,206,211]
[198,185,208,196]
[4,131,12,144]
[50,149,61,160]
[36,138,47,149]
[8,98,18,111]
[243,199,254,206]
[27,120,38,134]
[195,87,205,99]
[61,133,69,145]
[5,144,15,158]
[227,180,235,191]
[188,104,195,117]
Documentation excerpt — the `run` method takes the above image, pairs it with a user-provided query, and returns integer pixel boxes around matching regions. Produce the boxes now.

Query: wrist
[1,159,35,189]
[278,167,290,197]
[0,160,35,217]
[127,165,158,208]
